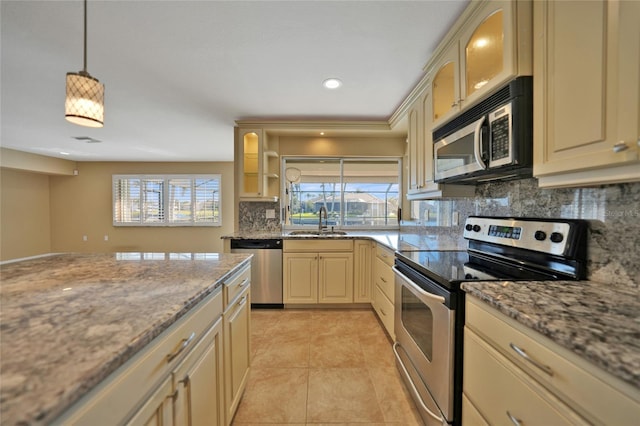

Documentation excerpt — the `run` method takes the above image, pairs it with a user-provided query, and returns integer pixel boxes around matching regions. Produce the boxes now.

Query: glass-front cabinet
[235,127,279,201]
[430,0,532,129]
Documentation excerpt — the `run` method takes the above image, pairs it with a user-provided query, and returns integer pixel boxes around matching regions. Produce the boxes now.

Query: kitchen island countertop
[462,280,640,391]
[0,252,252,425]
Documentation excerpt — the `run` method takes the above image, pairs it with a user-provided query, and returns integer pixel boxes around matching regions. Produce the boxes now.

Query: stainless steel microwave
[433,76,533,184]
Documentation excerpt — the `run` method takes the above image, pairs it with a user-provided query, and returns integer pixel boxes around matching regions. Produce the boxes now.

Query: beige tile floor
[231,308,423,425]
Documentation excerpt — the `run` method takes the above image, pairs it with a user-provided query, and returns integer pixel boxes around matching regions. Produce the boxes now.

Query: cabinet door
[533,0,640,186]
[126,376,173,426]
[353,240,372,303]
[237,129,263,197]
[283,252,318,303]
[224,288,251,425]
[459,1,519,106]
[173,318,224,426]
[407,104,423,193]
[431,42,461,128]
[318,252,354,303]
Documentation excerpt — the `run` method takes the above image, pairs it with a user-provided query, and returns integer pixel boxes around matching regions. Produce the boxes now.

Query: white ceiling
[1,0,468,162]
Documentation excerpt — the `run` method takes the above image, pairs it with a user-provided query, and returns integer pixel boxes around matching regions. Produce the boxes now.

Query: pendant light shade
[65,71,104,127]
[65,0,104,127]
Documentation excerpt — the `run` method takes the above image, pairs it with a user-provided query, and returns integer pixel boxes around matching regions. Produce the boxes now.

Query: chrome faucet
[318,206,328,232]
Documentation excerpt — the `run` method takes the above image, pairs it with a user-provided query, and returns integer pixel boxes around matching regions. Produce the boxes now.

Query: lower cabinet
[353,240,373,303]
[371,243,395,339]
[223,285,251,425]
[463,296,640,425]
[283,239,354,304]
[129,317,225,426]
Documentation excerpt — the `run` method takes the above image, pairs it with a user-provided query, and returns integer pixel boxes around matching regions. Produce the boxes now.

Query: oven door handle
[393,267,446,304]
[393,342,445,423]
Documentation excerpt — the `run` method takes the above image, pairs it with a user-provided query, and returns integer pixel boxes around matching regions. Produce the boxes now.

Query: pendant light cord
[83,0,87,72]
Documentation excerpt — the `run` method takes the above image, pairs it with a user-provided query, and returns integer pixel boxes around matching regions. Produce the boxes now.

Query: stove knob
[472,225,481,232]
[534,230,547,241]
[465,224,473,231]
[550,232,564,243]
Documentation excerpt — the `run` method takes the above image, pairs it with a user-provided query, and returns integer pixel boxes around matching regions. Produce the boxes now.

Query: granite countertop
[462,280,640,390]
[0,252,252,425]
[222,229,465,252]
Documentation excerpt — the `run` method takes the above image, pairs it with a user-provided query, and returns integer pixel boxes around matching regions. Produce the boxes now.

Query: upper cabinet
[235,127,280,201]
[533,0,640,188]
[430,0,533,129]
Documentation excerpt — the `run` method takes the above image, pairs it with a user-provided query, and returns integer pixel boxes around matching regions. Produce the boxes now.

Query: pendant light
[65,0,104,127]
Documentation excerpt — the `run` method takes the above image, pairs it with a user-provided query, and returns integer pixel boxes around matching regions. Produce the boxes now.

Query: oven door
[393,265,455,425]
[434,115,487,182]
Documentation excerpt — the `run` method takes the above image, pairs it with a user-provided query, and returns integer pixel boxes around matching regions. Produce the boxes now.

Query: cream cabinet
[406,82,475,200]
[533,0,640,187]
[222,265,251,425]
[235,127,280,201]
[353,240,373,303]
[464,296,640,425]
[283,239,354,304]
[371,244,395,339]
[430,0,532,129]
[55,286,226,426]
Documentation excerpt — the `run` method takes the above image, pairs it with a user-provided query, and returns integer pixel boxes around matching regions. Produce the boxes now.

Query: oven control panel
[463,217,577,256]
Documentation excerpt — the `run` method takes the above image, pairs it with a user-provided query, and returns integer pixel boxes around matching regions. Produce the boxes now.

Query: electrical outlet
[82,235,88,242]
[265,209,276,219]
[104,235,109,241]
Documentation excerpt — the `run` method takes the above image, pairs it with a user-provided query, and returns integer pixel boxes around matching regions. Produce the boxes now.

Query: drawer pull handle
[239,278,249,287]
[166,332,196,363]
[509,343,554,376]
[380,308,386,316]
[506,411,522,426]
[613,141,629,152]
[237,295,248,307]
[380,277,387,283]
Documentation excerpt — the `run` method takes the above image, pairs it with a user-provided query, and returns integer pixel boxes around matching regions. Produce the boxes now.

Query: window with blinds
[113,175,221,226]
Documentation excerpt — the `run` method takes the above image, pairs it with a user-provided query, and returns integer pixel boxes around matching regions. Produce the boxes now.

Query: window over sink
[282,158,401,229]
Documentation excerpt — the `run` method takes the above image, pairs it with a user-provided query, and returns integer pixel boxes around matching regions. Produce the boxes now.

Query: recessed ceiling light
[322,78,342,89]
[320,132,325,136]
[60,151,70,156]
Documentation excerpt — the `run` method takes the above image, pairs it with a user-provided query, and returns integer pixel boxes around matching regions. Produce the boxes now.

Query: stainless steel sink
[287,230,321,236]
[287,230,348,236]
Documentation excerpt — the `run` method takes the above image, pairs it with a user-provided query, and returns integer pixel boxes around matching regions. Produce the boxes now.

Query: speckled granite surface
[461,280,640,390]
[0,252,252,426]
[222,230,465,252]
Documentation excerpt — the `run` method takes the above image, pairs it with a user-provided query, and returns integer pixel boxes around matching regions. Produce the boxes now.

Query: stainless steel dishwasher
[229,239,283,308]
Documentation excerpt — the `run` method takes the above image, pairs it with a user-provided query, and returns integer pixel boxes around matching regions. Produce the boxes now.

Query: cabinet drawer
[57,288,224,425]
[464,328,588,426]
[374,256,394,302]
[373,284,394,340]
[223,263,251,308]
[284,239,353,252]
[466,297,640,425]
[375,244,395,266]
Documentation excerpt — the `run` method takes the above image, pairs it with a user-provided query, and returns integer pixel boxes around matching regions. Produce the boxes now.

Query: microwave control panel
[488,102,513,166]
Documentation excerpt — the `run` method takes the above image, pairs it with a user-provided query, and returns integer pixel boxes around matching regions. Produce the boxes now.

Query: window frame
[281,157,402,230]
[112,174,222,227]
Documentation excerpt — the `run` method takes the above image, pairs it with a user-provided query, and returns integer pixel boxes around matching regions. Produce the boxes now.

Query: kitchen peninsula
[0,252,252,425]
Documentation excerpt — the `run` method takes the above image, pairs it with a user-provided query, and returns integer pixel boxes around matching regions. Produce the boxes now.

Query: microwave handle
[474,116,487,169]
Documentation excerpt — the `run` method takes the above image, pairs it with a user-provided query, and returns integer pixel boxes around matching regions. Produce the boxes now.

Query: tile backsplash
[408,179,640,288]
[238,201,282,233]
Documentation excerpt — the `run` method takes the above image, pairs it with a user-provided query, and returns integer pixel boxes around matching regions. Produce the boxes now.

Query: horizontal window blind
[113,174,221,227]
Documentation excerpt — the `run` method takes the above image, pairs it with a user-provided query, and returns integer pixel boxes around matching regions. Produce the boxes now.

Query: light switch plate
[266,209,276,219]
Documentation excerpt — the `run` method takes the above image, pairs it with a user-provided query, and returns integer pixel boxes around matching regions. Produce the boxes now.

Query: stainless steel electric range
[393,216,589,426]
